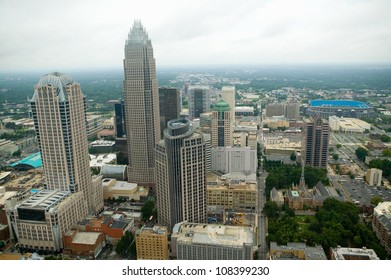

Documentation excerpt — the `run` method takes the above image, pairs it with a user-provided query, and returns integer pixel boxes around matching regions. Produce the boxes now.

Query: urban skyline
[1,11,391,263]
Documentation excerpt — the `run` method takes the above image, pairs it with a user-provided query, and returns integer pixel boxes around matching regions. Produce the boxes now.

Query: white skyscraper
[30,72,103,214]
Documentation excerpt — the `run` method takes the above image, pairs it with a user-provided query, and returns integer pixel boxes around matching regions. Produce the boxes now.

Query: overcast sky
[1,0,391,72]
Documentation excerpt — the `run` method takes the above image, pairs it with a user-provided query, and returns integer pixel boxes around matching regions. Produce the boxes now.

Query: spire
[126,20,149,45]
[299,163,305,187]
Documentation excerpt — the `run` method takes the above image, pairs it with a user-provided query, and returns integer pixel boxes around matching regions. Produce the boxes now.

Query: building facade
[303,113,329,168]
[30,72,102,213]
[265,103,285,118]
[221,86,235,120]
[159,87,181,139]
[330,246,379,260]
[285,101,300,120]
[136,226,168,260]
[211,100,233,147]
[114,100,126,138]
[171,222,254,260]
[7,190,87,253]
[155,119,207,231]
[211,146,257,175]
[188,86,210,119]
[366,168,383,186]
[372,202,391,254]
[123,21,160,186]
[207,176,257,212]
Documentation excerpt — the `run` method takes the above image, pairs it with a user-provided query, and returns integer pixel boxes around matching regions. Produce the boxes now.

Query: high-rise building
[188,86,210,119]
[123,21,160,186]
[285,101,300,120]
[114,100,126,138]
[155,119,207,231]
[221,86,235,120]
[30,72,103,213]
[265,103,285,117]
[303,113,329,168]
[211,100,233,147]
[211,146,257,175]
[366,168,383,186]
[159,87,180,139]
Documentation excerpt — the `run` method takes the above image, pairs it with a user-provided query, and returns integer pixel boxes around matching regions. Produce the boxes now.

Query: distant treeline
[1,65,390,104]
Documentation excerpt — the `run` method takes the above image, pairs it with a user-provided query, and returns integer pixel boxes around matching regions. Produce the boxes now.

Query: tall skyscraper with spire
[123,21,160,186]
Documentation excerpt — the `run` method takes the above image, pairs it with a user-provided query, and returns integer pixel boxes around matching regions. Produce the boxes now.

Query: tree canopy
[355,147,368,162]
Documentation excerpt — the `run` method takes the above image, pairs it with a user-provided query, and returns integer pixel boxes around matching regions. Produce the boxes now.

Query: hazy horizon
[1,0,391,72]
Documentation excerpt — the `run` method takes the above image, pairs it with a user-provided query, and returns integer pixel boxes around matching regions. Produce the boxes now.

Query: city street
[257,168,268,260]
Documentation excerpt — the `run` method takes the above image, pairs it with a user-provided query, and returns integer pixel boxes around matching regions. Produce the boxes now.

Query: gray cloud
[0,0,390,71]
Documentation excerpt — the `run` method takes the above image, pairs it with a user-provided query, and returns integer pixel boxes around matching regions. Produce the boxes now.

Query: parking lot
[339,177,391,206]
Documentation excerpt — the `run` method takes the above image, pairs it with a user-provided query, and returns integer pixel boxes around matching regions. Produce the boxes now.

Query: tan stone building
[136,226,168,260]
[207,173,257,212]
[366,168,383,186]
[102,178,148,201]
[7,190,87,253]
[30,72,103,214]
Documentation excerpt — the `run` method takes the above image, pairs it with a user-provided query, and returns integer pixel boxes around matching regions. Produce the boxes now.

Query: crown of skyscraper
[32,72,75,102]
[126,20,149,45]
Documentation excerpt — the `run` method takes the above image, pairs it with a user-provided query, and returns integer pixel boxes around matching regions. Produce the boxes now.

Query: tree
[141,200,156,221]
[290,153,296,161]
[355,147,368,162]
[263,201,279,218]
[329,147,334,153]
[370,196,383,206]
[382,149,391,157]
[12,150,21,157]
[115,231,136,258]
[332,154,339,160]
[380,134,391,143]
[336,144,342,149]
[5,122,17,129]
[91,167,100,176]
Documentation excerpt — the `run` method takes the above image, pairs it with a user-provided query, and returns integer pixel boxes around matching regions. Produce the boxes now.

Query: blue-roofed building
[10,152,42,171]
[308,99,374,119]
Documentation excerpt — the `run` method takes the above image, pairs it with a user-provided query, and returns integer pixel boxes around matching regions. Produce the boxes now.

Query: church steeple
[299,163,305,187]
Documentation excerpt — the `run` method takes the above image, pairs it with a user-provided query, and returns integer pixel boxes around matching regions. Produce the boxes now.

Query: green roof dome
[213,99,231,112]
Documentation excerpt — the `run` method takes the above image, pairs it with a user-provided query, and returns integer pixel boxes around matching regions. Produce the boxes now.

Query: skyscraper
[188,86,210,119]
[123,21,160,186]
[30,72,103,213]
[159,87,180,139]
[211,99,233,147]
[303,113,329,168]
[8,72,103,253]
[114,100,126,138]
[155,119,207,231]
[221,86,236,120]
